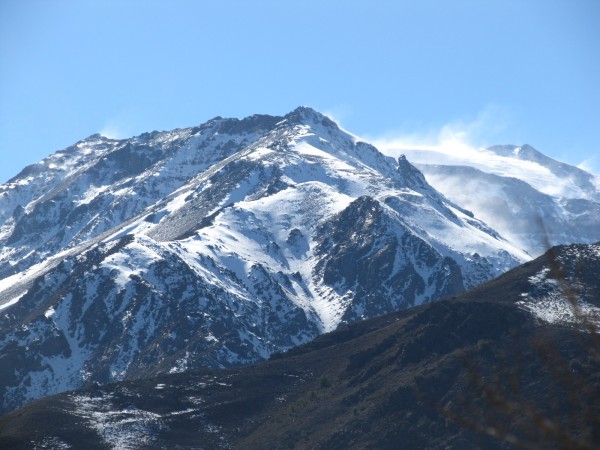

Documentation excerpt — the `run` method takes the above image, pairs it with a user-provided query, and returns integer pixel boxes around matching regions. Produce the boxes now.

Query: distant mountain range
[0,107,598,420]
[1,241,598,449]
[401,144,600,256]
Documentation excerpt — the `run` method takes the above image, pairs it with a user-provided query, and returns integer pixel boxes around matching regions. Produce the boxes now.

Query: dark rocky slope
[1,243,598,449]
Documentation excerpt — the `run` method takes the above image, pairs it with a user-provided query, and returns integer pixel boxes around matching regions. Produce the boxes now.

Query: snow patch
[44,306,55,318]
[517,296,600,330]
[517,267,600,331]
[71,394,165,449]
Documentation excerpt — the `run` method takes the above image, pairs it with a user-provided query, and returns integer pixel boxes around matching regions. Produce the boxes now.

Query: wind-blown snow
[379,143,599,201]
[373,143,600,257]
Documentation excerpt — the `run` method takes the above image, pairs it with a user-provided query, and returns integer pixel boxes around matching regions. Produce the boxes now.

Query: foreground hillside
[1,243,598,449]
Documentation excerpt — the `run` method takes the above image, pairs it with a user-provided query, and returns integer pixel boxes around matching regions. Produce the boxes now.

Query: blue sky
[1,0,599,183]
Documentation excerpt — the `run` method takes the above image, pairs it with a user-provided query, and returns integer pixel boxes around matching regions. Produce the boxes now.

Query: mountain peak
[486,144,542,160]
[281,106,338,129]
[397,154,428,189]
[80,133,114,144]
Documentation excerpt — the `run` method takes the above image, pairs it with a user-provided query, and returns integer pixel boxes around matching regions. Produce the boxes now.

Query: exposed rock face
[314,196,465,322]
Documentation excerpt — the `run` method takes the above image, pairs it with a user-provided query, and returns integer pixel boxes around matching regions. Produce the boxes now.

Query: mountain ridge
[0,107,532,414]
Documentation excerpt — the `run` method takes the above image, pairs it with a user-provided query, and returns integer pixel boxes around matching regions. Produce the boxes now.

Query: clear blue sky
[1,0,599,183]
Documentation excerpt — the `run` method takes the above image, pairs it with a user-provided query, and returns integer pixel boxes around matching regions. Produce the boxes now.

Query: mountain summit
[0,107,527,413]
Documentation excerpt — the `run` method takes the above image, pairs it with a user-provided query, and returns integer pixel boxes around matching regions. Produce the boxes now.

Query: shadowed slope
[1,243,598,449]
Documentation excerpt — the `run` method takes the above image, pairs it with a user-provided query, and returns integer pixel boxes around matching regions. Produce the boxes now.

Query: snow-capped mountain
[397,144,600,256]
[0,107,529,414]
